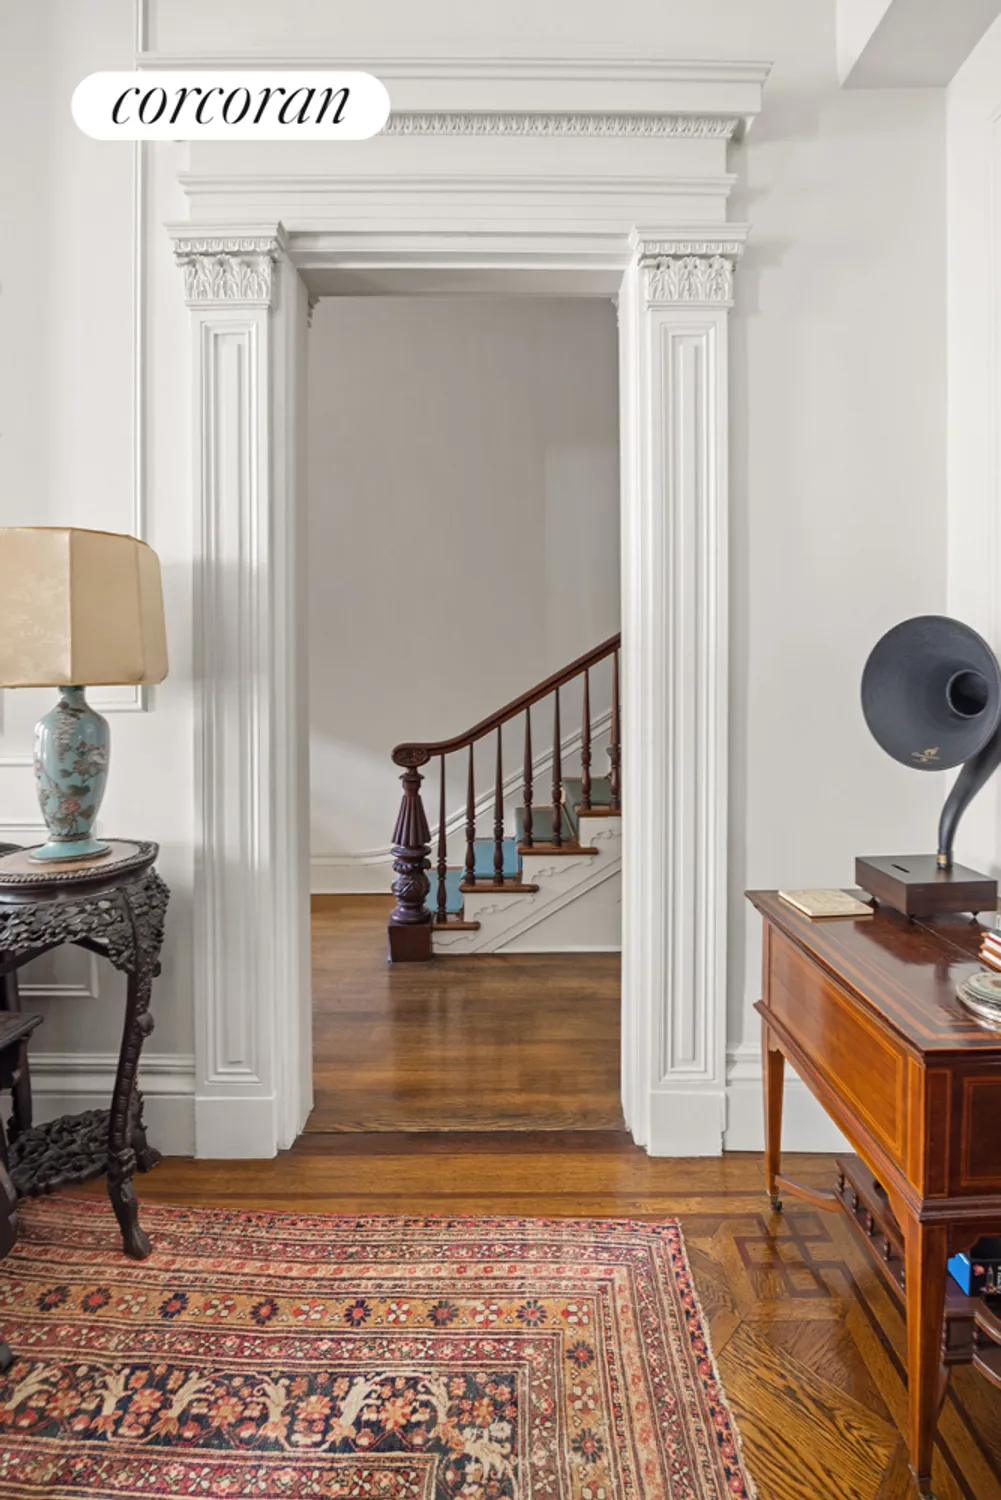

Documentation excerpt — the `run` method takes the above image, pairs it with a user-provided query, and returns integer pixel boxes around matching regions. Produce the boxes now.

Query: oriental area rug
[0,1198,755,1500]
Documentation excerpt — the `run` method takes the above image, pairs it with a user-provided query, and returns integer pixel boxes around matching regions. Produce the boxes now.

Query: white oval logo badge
[72,71,390,140]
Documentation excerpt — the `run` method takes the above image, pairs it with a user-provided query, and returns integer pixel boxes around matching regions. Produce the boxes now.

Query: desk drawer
[767,930,907,1168]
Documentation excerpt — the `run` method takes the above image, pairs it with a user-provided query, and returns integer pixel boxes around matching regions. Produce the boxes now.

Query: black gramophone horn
[861,615,1001,869]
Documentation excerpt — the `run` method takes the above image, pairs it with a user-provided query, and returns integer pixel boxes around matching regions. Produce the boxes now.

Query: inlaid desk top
[747,889,994,1056]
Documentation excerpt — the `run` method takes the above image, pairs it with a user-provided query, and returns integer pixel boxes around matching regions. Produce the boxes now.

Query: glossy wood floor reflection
[86,1141,1001,1500]
[309,895,622,1131]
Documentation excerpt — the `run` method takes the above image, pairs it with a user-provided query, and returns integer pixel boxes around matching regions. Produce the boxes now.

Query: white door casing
[162,54,768,1157]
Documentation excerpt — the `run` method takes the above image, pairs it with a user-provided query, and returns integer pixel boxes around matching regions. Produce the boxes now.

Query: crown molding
[137,54,769,135]
[136,53,772,85]
[631,224,749,259]
[179,173,736,200]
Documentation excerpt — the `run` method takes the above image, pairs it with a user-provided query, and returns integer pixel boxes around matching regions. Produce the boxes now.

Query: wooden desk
[747,890,1001,1499]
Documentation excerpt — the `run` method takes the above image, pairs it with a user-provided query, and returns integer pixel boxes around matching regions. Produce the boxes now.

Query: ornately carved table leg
[0,970,32,1146]
[0,1152,17,1372]
[106,874,168,1260]
[108,972,154,1259]
[131,1087,161,1174]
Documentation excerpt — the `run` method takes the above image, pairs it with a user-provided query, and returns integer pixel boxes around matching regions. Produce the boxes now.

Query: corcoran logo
[72,71,390,140]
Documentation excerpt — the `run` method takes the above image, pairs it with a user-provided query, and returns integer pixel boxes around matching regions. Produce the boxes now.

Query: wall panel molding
[90,57,148,713]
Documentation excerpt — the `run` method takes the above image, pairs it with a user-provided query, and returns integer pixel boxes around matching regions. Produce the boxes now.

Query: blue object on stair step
[424,838,520,918]
[513,805,575,846]
[427,867,465,917]
[471,838,519,879]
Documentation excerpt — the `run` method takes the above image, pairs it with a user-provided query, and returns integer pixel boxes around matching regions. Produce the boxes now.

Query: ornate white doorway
[163,55,768,1157]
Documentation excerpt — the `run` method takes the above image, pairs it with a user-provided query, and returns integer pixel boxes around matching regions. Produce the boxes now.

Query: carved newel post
[388,750,433,961]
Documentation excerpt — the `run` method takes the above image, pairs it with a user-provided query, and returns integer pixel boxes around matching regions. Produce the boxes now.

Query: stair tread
[519,841,599,857]
[460,879,539,894]
[575,804,621,817]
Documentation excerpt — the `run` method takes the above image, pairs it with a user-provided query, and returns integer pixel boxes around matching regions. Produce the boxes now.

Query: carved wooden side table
[0,841,169,1260]
[0,1009,43,1371]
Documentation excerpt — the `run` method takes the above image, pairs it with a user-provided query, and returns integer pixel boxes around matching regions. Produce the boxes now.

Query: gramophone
[858,615,1001,918]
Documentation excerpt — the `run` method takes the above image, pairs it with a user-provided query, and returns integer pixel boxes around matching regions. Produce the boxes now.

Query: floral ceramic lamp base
[31,686,111,862]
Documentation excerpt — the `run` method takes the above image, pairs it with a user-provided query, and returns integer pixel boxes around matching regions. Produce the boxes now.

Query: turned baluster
[493,726,505,885]
[609,648,621,811]
[551,687,563,847]
[436,755,448,924]
[522,707,533,848]
[464,744,476,889]
[389,756,432,953]
[580,668,592,812]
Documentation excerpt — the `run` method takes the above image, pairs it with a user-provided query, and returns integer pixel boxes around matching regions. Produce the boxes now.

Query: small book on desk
[778,888,874,919]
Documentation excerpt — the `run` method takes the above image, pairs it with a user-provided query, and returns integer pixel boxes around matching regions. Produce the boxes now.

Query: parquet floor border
[72,1139,1001,1500]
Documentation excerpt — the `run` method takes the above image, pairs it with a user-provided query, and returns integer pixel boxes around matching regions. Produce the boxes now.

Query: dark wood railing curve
[387,632,621,961]
[391,633,621,768]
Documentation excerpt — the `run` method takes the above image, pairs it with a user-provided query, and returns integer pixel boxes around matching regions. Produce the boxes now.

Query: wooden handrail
[392,632,621,768]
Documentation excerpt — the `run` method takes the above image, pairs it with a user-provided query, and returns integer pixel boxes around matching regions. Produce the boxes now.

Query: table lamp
[0,528,168,862]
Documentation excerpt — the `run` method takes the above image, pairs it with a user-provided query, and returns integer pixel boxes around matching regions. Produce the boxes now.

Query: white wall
[0,0,950,1153]
[307,296,620,871]
[0,0,195,1151]
[945,13,1001,880]
[727,82,946,1090]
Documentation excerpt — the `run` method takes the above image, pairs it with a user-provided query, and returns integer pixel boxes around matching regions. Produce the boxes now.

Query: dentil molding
[171,231,288,307]
[383,112,739,138]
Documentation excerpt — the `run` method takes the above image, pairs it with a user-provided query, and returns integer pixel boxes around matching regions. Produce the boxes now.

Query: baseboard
[724,1044,849,1152]
[28,1051,196,1157]
[310,855,394,894]
[493,943,621,953]
[647,1087,726,1157]
[194,1092,279,1159]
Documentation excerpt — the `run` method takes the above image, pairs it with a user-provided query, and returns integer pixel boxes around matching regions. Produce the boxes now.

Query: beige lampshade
[0,527,168,687]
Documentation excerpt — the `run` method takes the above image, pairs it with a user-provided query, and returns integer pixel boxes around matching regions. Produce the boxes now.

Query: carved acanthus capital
[647,255,733,304]
[633,231,746,307]
[172,231,287,308]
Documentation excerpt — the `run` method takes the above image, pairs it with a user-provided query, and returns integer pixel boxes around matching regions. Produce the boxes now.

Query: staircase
[387,635,621,961]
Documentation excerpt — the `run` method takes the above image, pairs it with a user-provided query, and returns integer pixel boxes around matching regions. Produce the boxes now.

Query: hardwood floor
[73,896,1001,1495]
[309,894,622,1131]
[90,1138,1001,1500]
